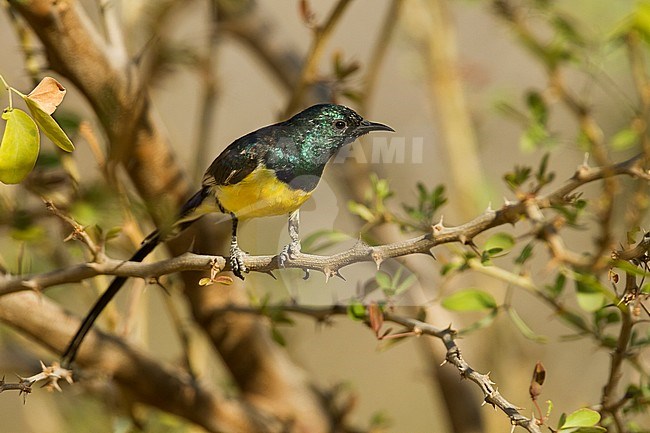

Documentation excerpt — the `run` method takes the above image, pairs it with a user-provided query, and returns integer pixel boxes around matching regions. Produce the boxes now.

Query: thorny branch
[0,153,646,296]
[599,232,650,431]
[207,303,543,433]
[0,361,73,399]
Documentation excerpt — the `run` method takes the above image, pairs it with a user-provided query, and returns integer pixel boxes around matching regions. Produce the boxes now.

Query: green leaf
[442,289,497,312]
[347,302,366,321]
[373,177,391,200]
[546,273,566,297]
[521,122,553,151]
[576,290,605,313]
[565,428,606,433]
[458,309,498,334]
[348,201,375,222]
[0,108,40,184]
[105,226,123,241]
[526,90,548,124]
[552,15,585,47]
[270,326,286,346]
[301,229,348,254]
[394,273,417,296]
[612,259,649,277]
[507,307,547,342]
[575,277,607,312]
[504,165,532,190]
[483,232,515,257]
[375,271,392,290]
[560,408,601,430]
[610,128,639,151]
[23,96,74,152]
[515,242,534,265]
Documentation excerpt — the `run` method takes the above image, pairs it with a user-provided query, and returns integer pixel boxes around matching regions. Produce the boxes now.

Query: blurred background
[0,1,647,432]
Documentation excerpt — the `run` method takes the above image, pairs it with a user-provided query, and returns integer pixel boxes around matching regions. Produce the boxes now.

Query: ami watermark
[333,136,424,164]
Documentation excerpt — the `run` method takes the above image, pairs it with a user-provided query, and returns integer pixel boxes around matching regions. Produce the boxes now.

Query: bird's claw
[230,243,248,280]
[278,241,301,268]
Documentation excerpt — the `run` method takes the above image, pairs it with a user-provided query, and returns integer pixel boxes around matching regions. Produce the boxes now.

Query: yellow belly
[214,167,313,219]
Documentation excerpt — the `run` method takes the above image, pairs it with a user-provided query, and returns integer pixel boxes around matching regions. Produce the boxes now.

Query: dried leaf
[529,361,546,400]
[368,302,383,338]
[26,77,66,115]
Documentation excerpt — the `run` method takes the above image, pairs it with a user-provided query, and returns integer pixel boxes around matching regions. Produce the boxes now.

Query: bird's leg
[229,214,248,279]
[279,209,301,267]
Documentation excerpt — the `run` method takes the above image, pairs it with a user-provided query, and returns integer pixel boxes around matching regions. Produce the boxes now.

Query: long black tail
[60,187,211,368]
[60,232,160,368]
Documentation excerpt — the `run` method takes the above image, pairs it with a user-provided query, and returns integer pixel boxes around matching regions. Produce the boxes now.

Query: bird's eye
[333,120,347,130]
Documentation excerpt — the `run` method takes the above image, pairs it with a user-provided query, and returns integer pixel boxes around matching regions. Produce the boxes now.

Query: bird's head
[286,104,394,150]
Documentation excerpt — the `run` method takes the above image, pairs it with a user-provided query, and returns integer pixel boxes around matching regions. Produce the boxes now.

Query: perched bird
[60,103,393,367]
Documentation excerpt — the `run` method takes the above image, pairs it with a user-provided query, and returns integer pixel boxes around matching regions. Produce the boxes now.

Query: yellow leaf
[26,77,66,115]
[0,108,40,184]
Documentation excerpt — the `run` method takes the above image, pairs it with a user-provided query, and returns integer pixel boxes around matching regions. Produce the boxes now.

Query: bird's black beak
[355,119,395,135]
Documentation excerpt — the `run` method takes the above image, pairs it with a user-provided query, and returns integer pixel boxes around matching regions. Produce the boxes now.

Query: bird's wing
[202,128,272,187]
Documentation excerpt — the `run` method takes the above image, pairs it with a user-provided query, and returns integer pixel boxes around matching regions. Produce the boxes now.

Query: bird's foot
[278,240,301,268]
[230,243,248,280]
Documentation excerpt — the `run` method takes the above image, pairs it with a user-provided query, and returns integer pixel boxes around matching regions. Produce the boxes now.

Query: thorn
[324,268,334,283]
[155,278,171,296]
[334,269,346,281]
[371,250,383,269]
[302,268,310,280]
[486,202,493,212]
[262,270,277,280]
[424,249,436,260]
[503,197,515,206]
[432,215,445,233]
[582,152,590,167]
[439,359,448,367]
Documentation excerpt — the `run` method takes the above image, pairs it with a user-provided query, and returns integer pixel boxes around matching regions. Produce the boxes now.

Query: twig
[98,0,128,68]
[45,201,102,260]
[600,272,635,432]
[612,232,650,262]
[283,0,354,116]
[359,0,403,111]
[0,361,73,398]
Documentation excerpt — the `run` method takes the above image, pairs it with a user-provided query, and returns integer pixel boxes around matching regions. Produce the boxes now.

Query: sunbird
[61,103,393,367]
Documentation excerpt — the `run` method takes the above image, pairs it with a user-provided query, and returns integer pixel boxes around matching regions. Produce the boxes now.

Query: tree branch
[0,154,645,297]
